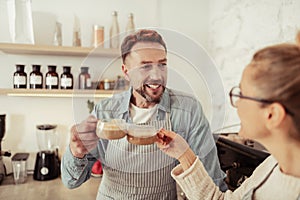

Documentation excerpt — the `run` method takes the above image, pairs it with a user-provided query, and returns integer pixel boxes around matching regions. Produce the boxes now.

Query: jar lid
[81,66,89,72]
[63,66,71,72]
[93,25,104,30]
[48,65,57,71]
[36,124,57,130]
[32,65,41,71]
[16,64,25,71]
[12,153,29,161]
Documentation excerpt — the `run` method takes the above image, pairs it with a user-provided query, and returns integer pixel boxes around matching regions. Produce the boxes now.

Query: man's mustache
[144,79,165,86]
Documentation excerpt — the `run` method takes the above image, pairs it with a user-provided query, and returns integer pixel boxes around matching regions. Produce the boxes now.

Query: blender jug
[33,124,60,181]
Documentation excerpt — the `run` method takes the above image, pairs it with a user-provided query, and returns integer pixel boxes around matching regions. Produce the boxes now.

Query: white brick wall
[208,0,300,128]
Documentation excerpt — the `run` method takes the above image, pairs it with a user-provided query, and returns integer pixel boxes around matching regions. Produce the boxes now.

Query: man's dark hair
[121,29,167,63]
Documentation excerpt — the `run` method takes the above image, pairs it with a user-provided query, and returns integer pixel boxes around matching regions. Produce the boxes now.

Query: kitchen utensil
[33,124,60,181]
[11,153,29,184]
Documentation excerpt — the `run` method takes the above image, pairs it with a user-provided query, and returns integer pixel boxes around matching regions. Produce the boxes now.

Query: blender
[33,124,60,181]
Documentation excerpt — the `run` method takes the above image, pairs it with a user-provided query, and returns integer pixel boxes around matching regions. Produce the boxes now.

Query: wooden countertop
[0,174,101,200]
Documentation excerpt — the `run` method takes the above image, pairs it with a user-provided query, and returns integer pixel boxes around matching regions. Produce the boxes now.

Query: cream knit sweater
[171,156,300,200]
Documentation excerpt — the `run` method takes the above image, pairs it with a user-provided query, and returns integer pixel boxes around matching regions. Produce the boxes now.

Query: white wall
[208,0,300,128]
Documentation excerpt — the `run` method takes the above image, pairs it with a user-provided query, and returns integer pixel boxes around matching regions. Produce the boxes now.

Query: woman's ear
[265,103,286,130]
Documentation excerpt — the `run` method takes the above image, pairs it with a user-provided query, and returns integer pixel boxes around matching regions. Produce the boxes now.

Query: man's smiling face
[123,42,168,104]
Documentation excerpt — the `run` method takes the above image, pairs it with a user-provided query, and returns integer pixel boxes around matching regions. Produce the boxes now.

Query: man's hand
[69,115,99,158]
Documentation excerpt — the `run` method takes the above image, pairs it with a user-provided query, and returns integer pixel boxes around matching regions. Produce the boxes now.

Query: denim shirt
[61,87,227,195]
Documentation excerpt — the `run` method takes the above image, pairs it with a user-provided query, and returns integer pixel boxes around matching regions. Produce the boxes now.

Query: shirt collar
[118,87,171,115]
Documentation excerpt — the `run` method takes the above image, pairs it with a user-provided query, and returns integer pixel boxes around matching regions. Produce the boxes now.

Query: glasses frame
[229,86,294,116]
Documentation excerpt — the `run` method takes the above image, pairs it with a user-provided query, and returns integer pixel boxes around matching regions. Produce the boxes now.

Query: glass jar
[45,65,59,89]
[13,64,27,89]
[60,66,73,89]
[78,67,91,89]
[93,25,104,48]
[29,65,43,89]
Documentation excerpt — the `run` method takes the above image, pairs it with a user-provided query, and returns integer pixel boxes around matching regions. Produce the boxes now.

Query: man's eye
[158,63,167,69]
[140,64,152,70]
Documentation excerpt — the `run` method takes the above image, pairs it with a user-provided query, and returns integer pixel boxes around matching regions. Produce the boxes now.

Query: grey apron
[97,113,177,200]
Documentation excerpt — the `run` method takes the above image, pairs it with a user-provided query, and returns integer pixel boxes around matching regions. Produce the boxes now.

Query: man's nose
[148,66,163,79]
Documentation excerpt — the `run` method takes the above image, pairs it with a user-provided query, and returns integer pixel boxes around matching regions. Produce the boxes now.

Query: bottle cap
[81,66,89,72]
[32,65,41,71]
[93,25,104,30]
[16,64,25,71]
[48,65,57,72]
[63,66,71,73]
[112,11,118,16]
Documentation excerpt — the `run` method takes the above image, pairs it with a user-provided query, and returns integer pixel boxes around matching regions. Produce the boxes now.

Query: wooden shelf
[0,88,122,98]
[0,43,120,57]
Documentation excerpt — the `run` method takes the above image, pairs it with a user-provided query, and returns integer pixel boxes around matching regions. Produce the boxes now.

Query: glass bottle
[60,66,73,89]
[73,15,81,47]
[45,65,59,89]
[109,11,120,49]
[116,75,126,90]
[78,67,91,89]
[13,64,27,89]
[29,65,43,89]
[126,13,135,34]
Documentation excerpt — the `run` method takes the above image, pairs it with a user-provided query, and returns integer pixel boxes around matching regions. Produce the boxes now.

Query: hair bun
[296,31,300,47]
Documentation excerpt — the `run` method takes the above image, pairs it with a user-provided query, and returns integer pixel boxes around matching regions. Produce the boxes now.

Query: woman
[156,32,300,200]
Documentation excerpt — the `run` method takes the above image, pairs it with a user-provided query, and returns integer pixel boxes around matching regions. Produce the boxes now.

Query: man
[61,29,227,199]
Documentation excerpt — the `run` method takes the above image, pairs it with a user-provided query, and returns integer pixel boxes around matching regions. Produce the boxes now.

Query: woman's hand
[156,128,190,159]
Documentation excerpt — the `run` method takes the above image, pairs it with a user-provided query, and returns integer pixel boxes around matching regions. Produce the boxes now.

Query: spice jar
[93,25,104,48]
[29,65,43,89]
[60,66,73,89]
[13,64,27,89]
[45,65,59,89]
[103,79,115,90]
[78,67,91,89]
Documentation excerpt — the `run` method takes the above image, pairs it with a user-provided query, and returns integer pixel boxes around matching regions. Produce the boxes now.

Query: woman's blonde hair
[249,32,300,139]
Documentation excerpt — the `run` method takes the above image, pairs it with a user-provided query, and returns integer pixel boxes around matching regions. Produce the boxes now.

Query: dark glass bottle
[60,66,73,89]
[30,65,43,89]
[78,67,91,89]
[45,65,59,89]
[13,64,27,89]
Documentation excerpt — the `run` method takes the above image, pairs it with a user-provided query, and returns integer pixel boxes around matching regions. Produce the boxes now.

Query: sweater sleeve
[171,158,247,200]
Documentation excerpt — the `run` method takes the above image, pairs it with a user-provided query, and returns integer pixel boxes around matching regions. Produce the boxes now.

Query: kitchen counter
[0,174,101,200]
[1,174,186,200]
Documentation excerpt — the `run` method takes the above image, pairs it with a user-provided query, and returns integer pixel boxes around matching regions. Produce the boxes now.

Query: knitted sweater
[171,156,300,200]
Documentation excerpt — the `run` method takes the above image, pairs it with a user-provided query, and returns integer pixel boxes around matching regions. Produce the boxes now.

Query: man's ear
[265,103,286,130]
[122,64,130,81]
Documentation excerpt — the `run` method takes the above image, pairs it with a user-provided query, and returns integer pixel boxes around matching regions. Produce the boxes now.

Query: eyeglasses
[229,86,294,116]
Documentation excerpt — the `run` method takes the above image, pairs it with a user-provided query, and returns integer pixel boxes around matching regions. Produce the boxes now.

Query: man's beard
[135,85,165,103]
